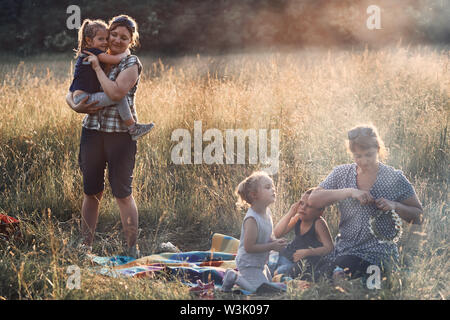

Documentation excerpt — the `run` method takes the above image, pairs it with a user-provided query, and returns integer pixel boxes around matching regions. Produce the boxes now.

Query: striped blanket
[90,233,239,287]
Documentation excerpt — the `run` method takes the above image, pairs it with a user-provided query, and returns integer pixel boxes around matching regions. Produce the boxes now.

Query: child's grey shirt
[236,207,274,269]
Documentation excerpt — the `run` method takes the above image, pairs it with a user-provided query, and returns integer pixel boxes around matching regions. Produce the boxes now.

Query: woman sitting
[308,124,423,280]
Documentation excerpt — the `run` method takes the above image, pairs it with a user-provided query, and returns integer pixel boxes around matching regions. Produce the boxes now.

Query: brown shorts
[78,127,137,198]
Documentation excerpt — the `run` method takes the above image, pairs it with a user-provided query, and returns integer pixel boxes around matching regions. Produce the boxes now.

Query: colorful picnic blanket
[90,233,239,287]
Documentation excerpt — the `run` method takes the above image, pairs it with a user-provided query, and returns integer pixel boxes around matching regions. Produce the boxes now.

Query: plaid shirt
[82,55,142,132]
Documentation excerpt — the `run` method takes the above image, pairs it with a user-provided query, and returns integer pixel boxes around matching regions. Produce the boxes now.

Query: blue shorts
[78,127,137,198]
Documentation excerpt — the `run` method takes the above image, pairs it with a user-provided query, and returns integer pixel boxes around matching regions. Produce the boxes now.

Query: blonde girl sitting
[222,171,287,293]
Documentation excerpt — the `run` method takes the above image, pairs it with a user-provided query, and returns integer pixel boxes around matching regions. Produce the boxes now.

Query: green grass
[0,46,448,300]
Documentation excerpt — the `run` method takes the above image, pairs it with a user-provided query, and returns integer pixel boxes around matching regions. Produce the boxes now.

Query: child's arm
[273,201,301,238]
[94,48,131,65]
[292,218,334,262]
[243,218,287,253]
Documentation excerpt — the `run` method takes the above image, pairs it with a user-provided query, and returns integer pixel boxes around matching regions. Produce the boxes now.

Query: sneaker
[130,122,155,141]
[222,269,238,292]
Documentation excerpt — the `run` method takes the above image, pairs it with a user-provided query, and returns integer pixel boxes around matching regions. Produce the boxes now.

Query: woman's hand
[350,189,374,205]
[66,92,103,114]
[375,198,397,211]
[83,51,102,71]
[292,249,309,262]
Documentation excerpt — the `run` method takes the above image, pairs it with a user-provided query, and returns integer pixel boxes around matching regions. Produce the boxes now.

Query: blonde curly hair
[235,171,273,209]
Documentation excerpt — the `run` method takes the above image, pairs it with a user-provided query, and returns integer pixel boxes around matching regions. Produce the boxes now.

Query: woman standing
[308,125,423,279]
[66,15,145,258]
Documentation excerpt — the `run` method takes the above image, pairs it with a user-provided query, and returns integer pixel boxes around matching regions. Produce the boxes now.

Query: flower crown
[369,209,403,244]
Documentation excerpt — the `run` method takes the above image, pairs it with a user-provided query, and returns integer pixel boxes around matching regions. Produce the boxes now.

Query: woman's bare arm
[308,187,377,208]
[65,91,103,114]
[94,64,138,101]
[308,187,353,208]
[375,195,423,224]
[84,51,138,102]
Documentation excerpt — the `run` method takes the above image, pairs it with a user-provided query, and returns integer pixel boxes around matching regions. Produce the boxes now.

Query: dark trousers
[78,127,137,198]
[334,255,372,279]
[314,254,373,280]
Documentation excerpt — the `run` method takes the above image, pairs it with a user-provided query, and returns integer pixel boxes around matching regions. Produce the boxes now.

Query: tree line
[0,0,448,56]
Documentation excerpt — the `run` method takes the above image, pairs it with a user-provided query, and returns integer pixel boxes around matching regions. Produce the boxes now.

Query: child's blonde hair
[235,171,272,209]
[75,19,108,58]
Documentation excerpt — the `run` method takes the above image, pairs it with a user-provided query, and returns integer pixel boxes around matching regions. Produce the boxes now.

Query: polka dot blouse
[319,162,416,266]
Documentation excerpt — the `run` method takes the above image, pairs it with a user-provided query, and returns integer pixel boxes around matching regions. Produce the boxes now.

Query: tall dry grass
[0,46,448,300]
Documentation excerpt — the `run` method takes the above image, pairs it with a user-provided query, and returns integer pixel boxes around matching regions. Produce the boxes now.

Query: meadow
[0,45,448,300]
